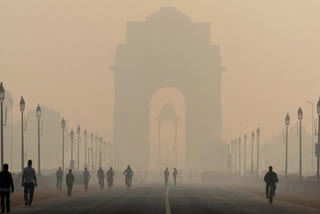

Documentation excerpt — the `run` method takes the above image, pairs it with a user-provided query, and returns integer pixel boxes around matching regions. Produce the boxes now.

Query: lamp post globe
[77,125,80,135]
[20,97,25,112]
[36,104,41,119]
[285,113,290,127]
[298,108,303,121]
[0,82,4,101]
[70,129,74,141]
[61,118,65,129]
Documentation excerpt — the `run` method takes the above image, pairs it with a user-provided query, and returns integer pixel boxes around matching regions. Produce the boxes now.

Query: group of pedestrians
[0,159,37,213]
[56,166,116,196]
[164,167,178,187]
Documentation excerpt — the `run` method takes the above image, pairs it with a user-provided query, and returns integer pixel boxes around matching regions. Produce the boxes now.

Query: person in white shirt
[22,160,37,207]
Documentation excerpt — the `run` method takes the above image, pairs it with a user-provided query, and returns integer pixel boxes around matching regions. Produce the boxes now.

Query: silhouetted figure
[22,160,37,207]
[56,167,63,191]
[264,166,279,198]
[164,167,169,187]
[97,167,105,190]
[173,168,178,187]
[123,165,133,188]
[83,168,91,192]
[0,164,14,213]
[66,169,74,196]
[106,167,114,189]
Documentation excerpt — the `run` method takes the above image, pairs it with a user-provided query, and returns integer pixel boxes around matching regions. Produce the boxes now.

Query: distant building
[113,7,226,171]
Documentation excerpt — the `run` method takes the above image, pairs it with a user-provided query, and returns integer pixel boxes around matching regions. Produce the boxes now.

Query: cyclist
[123,165,134,188]
[264,166,279,198]
[106,167,115,189]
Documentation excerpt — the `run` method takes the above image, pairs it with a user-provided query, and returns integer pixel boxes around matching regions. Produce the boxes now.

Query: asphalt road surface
[13,184,320,214]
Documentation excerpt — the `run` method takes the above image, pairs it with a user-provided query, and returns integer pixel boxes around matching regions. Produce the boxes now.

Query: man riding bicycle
[264,166,279,198]
[106,167,114,188]
[97,167,105,190]
[123,165,134,187]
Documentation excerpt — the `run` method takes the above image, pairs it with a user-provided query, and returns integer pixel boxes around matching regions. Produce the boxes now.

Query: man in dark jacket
[164,168,169,187]
[264,166,279,198]
[66,169,74,196]
[0,164,14,213]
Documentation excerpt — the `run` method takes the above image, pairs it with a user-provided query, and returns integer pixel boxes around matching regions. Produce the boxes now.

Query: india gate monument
[113,7,227,172]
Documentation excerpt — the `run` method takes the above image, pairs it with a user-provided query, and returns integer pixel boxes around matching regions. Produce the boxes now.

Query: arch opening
[149,87,186,170]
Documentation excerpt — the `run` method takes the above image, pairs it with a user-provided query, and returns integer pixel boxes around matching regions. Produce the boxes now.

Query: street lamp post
[20,97,25,172]
[234,138,237,175]
[91,133,94,171]
[251,131,255,176]
[306,101,315,174]
[77,125,80,170]
[61,118,66,171]
[36,104,41,176]
[317,98,320,181]
[285,113,290,178]
[108,141,111,167]
[298,108,303,179]
[238,137,241,176]
[95,136,98,170]
[231,140,234,174]
[0,83,5,169]
[256,128,260,177]
[243,134,247,176]
[84,129,87,168]
[70,129,74,169]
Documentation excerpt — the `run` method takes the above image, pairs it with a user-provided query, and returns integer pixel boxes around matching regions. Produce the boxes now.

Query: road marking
[165,187,171,214]
[208,191,258,214]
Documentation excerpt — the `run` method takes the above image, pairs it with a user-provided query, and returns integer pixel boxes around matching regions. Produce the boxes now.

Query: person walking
[173,168,178,187]
[56,167,63,191]
[97,167,105,190]
[0,164,14,213]
[66,169,74,197]
[83,168,91,192]
[22,160,37,207]
[164,167,169,187]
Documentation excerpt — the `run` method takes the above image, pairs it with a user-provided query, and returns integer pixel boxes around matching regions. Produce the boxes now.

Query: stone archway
[113,7,226,171]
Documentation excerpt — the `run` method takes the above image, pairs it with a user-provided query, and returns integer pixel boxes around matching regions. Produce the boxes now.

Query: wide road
[13,184,320,214]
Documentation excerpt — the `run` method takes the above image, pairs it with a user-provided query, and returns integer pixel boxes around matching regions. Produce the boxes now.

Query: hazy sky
[1,0,320,142]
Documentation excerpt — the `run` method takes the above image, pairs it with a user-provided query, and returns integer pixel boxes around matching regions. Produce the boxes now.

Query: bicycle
[98,177,104,190]
[268,184,276,204]
[125,176,132,190]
